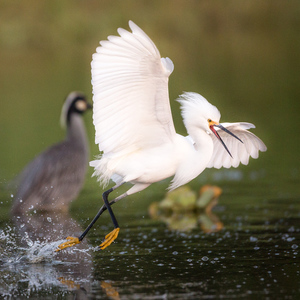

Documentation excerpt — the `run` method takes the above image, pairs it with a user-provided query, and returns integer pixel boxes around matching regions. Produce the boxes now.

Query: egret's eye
[208,119,212,123]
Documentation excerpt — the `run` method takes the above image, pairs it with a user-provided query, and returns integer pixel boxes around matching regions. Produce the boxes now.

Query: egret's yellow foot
[55,236,80,252]
[100,228,120,250]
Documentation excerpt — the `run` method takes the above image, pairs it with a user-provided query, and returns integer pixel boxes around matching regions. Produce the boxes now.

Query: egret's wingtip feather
[208,122,267,169]
[161,57,174,74]
[128,20,135,28]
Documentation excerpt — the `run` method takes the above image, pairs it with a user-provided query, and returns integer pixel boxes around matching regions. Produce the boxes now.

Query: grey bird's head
[60,92,92,128]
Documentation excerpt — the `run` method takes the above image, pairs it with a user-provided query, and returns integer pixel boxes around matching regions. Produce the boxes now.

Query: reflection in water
[149,185,224,233]
[0,190,299,298]
[0,211,93,298]
[0,185,223,299]
[101,281,120,300]
[198,211,223,233]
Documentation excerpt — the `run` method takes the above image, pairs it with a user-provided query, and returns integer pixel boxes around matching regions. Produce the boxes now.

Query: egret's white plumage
[56,21,267,252]
[90,21,266,194]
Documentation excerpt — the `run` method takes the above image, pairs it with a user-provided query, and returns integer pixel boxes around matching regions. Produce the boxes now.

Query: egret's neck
[188,126,214,163]
[169,128,214,191]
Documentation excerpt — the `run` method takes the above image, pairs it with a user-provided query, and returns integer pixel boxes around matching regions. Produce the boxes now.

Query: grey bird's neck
[66,114,89,151]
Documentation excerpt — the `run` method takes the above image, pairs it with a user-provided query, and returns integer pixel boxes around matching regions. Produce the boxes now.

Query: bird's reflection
[149,185,224,233]
[101,281,120,300]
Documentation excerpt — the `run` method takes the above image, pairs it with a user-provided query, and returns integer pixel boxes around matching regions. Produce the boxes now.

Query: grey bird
[11,92,91,214]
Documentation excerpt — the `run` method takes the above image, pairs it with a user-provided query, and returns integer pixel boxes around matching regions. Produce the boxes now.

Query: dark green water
[1,180,299,299]
[0,1,300,299]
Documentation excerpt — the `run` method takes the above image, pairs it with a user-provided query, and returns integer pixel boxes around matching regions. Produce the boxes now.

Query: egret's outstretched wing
[91,20,176,156]
[207,122,267,169]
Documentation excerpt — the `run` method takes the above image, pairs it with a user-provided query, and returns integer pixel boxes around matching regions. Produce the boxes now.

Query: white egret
[56,21,267,252]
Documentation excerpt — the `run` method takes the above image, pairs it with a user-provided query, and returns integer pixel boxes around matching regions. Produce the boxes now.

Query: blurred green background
[0,0,299,205]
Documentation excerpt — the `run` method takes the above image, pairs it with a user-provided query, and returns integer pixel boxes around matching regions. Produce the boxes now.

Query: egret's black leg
[55,196,116,252]
[102,188,119,228]
[78,199,115,241]
[55,183,126,252]
[78,188,120,241]
[98,188,120,250]
[79,186,125,241]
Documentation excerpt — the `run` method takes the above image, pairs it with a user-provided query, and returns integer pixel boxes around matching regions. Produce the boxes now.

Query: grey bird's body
[11,92,91,214]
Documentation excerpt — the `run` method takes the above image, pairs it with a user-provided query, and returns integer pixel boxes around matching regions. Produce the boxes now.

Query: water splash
[0,226,65,264]
[0,226,93,299]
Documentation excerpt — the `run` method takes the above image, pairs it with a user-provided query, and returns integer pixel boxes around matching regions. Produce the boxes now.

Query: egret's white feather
[91,20,176,184]
[177,92,221,126]
[90,21,267,190]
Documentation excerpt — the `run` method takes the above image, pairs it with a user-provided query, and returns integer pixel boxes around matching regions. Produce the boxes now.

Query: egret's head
[178,92,242,157]
[60,92,92,128]
[177,92,220,131]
